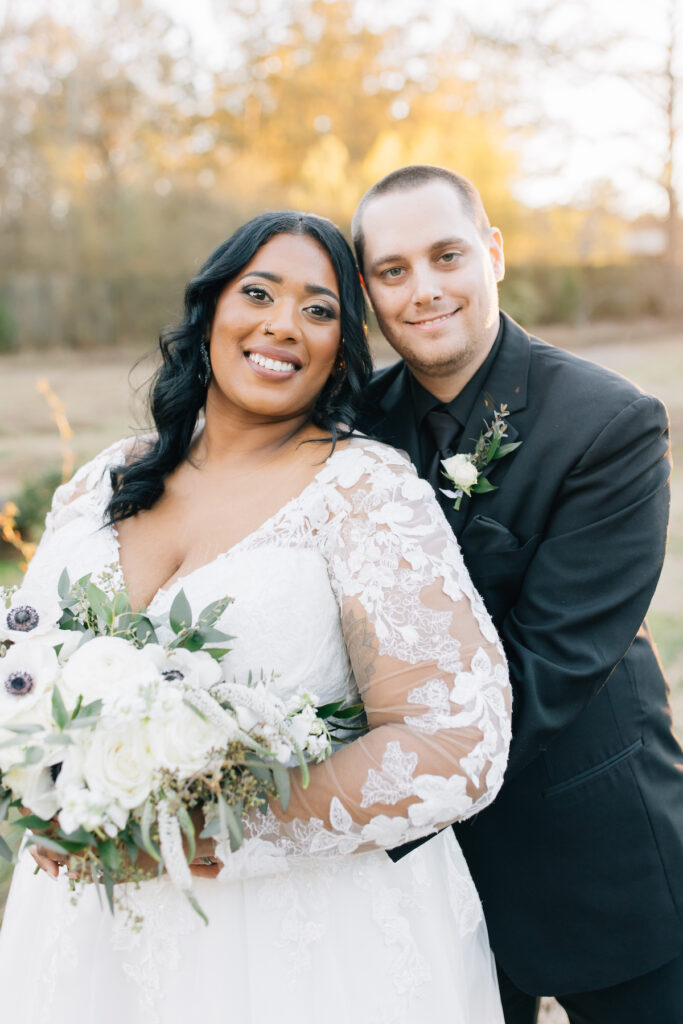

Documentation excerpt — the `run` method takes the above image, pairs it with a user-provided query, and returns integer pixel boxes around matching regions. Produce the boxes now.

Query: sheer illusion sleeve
[216,444,511,879]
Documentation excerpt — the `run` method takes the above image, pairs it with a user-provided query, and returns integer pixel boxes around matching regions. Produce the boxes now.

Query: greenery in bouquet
[0,570,339,923]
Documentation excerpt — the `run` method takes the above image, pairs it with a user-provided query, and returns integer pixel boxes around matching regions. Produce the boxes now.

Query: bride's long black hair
[106,211,373,525]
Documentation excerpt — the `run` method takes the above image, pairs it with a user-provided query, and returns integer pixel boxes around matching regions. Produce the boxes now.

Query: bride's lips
[244,345,302,381]
[406,309,460,331]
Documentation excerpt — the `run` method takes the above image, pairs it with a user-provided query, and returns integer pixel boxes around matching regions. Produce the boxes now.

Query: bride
[0,211,510,1023]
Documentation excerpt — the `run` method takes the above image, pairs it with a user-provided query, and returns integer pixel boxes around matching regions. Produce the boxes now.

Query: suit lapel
[444,315,531,533]
[371,364,423,468]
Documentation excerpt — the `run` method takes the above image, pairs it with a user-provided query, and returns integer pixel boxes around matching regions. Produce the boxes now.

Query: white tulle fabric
[0,435,509,1024]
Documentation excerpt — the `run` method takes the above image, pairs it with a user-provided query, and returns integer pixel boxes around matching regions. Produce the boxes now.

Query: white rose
[60,635,159,710]
[147,695,226,780]
[0,589,62,644]
[5,763,60,820]
[82,722,156,809]
[0,642,59,725]
[441,453,479,491]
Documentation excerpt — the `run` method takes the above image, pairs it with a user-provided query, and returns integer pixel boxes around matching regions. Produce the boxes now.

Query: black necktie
[424,406,460,502]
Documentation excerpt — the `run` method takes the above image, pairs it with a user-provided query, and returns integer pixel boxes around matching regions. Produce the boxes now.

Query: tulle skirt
[0,828,502,1024]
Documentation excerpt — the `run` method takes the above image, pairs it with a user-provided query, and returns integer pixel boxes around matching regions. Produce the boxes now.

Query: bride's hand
[29,842,64,880]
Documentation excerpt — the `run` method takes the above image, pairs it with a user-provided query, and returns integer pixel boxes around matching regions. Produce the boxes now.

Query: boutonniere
[441,401,521,511]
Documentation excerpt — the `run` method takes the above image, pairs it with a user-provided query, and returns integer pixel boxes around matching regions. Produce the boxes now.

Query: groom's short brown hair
[351,164,491,273]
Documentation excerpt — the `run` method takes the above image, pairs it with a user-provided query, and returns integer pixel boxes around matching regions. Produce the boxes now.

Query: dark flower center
[162,669,185,682]
[5,672,34,696]
[7,605,40,632]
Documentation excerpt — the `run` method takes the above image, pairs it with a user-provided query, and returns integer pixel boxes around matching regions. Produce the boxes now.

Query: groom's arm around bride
[353,164,682,1024]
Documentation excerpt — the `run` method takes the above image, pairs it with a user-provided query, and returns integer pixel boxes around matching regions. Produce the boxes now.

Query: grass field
[0,322,681,1019]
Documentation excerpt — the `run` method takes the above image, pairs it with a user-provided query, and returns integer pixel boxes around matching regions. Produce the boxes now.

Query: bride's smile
[207,232,342,424]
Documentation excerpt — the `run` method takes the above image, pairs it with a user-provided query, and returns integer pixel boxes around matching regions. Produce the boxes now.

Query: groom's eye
[382,266,405,279]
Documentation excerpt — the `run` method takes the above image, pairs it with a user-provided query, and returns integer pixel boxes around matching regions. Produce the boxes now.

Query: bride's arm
[215,447,511,878]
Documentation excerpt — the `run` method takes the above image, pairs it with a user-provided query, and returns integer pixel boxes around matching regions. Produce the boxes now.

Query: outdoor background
[0,2,681,1017]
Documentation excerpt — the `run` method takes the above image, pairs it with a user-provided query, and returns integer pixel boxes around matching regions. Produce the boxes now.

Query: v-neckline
[109,441,351,610]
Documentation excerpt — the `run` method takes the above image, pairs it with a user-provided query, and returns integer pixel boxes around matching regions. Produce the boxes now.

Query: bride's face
[207,233,342,422]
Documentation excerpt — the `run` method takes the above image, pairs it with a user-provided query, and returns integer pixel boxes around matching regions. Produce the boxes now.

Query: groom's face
[359,181,504,393]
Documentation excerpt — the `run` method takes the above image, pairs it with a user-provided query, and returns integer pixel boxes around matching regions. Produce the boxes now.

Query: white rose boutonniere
[441,400,522,511]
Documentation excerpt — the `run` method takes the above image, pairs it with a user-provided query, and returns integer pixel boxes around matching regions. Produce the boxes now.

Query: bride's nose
[262,300,302,342]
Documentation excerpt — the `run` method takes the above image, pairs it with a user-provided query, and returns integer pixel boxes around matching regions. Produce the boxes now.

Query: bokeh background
[0,3,681,1014]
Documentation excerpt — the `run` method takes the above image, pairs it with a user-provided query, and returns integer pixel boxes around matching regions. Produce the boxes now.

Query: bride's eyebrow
[239,271,339,303]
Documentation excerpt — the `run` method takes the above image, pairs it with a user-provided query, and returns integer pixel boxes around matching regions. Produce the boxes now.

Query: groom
[352,165,683,1023]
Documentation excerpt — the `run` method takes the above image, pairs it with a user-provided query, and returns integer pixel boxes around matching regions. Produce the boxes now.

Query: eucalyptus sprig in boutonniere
[440,400,521,511]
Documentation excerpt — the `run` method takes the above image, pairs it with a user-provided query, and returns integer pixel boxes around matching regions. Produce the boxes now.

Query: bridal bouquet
[0,570,335,922]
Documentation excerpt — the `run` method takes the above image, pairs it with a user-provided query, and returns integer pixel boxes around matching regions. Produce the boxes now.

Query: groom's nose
[411,263,444,306]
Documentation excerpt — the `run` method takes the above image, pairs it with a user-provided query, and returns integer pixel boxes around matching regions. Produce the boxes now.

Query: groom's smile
[358,179,505,399]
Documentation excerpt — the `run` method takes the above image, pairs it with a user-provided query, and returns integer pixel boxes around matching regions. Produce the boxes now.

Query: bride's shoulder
[318,435,429,501]
[46,432,154,528]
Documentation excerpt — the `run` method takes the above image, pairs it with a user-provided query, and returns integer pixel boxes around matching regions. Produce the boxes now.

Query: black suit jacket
[358,313,682,995]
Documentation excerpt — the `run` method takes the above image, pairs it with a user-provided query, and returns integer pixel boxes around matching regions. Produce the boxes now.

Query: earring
[199,341,211,386]
[334,339,346,376]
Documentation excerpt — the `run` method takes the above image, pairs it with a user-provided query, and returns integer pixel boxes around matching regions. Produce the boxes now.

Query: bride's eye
[305,304,337,321]
[241,285,271,302]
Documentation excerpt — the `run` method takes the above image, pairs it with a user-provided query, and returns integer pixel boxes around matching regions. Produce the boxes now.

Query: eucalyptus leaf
[23,745,45,766]
[15,813,53,831]
[1,722,43,734]
[218,795,244,853]
[135,617,157,645]
[0,791,12,823]
[77,628,96,649]
[57,569,71,601]
[140,801,161,861]
[112,591,132,617]
[184,889,209,926]
[97,838,121,874]
[58,825,94,845]
[169,589,192,635]
[23,835,71,856]
[176,804,196,865]
[44,733,74,746]
[87,583,113,624]
[0,834,14,862]
[471,478,497,495]
[197,597,233,627]
[195,626,232,644]
[271,764,291,812]
[243,757,273,783]
[199,817,221,839]
[102,869,115,914]
[51,685,69,731]
[316,700,345,719]
[494,441,523,459]
[73,698,103,721]
[205,648,232,662]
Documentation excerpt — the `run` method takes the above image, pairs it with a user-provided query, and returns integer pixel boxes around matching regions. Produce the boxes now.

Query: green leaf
[483,434,501,465]
[471,478,498,495]
[0,834,14,862]
[199,817,221,839]
[77,628,96,649]
[204,648,231,662]
[1,722,43,734]
[243,756,274,783]
[58,825,94,845]
[197,597,233,627]
[195,627,232,644]
[87,583,113,625]
[124,835,139,864]
[135,617,157,645]
[102,869,115,914]
[97,838,121,875]
[176,804,196,864]
[15,813,53,831]
[493,441,522,459]
[51,685,69,731]
[217,794,244,853]
[169,589,193,635]
[184,889,209,926]
[57,569,71,601]
[23,745,45,766]
[271,764,291,813]
[140,800,161,861]
[331,703,365,720]
[112,591,132,617]
[44,733,74,746]
[73,698,103,721]
[316,700,345,719]
[0,790,12,823]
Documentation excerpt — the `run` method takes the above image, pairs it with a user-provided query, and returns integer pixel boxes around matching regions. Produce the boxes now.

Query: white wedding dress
[0,435,509,1024]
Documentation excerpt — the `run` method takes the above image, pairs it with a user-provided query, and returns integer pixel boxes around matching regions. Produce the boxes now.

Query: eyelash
[241,286,336,321]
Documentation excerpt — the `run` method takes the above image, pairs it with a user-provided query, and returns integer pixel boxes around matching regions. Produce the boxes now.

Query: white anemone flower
[0,642,60,724]
[0,589,62,644]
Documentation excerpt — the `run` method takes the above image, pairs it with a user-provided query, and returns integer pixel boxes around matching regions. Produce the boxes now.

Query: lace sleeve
[216,444,511,879]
